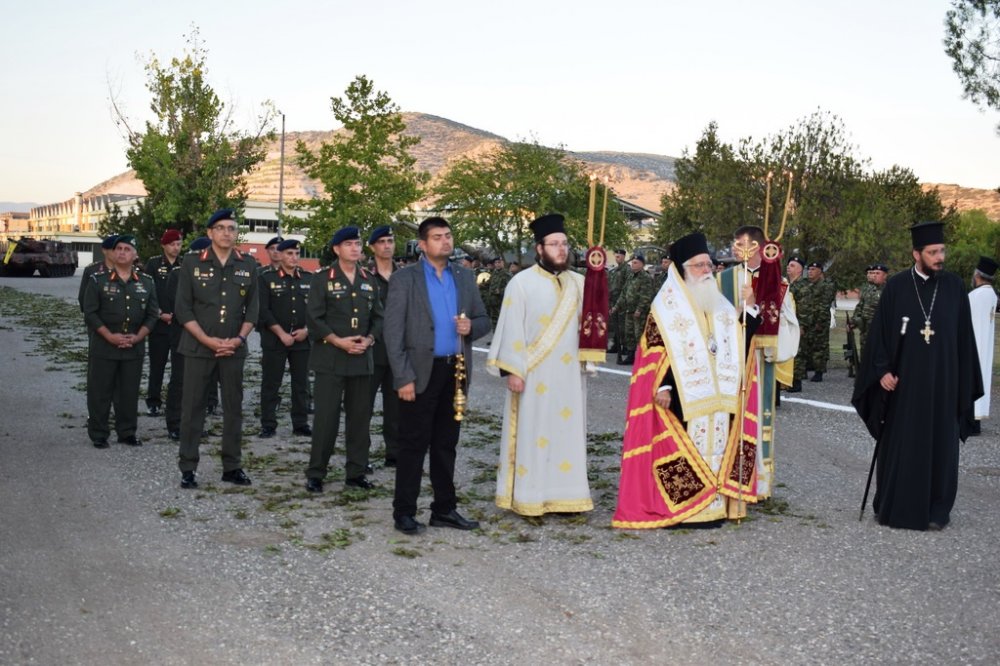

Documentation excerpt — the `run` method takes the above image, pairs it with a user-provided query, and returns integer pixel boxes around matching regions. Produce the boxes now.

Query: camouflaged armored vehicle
[1,237,79,277]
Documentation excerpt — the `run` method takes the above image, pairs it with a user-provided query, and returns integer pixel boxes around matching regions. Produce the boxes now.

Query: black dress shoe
[787,379,802,393]
[927,521,945,531]
[617,354,635,366]
[394,515,426,534]
[345,476,375,490]
[221,469,252,486]
[292,425,312,436]
[180,471,198,489]
[92,438,109,449]
[810,371,824,382]
[146,405,161,417]
[119,436,143,446]
[167,430,180,440]
[429,509,480,531]
[305,478,324,493]
[259,426,276,438]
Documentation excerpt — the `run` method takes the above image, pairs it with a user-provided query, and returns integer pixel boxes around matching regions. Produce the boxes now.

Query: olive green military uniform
[615,269,655,356]
[306,264,384,482]
[174,247,259,474]
[607,263,629,353]
[143,253,182,411]
[369,263,400,465]
[850,281,883,363]
[258,266,312,432]
[796,276,837,376]
[83,269,159,443]
[78,261,109,311]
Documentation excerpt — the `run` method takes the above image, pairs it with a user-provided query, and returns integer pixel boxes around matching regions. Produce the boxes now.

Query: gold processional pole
[453,312,468,421]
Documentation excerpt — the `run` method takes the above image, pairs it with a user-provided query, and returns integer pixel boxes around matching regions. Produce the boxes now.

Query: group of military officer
[79,210,400,492]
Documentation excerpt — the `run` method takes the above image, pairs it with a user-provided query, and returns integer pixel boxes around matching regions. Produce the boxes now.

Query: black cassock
[851,268,982,530]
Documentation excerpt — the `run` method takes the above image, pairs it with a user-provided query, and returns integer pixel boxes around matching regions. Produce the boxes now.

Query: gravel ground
[1,275,999,665]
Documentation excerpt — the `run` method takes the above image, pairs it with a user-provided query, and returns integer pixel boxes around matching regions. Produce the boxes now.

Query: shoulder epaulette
[199,249,210,261]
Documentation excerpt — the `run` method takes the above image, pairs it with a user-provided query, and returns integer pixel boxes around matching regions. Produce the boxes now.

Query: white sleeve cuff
[657,385,672,393]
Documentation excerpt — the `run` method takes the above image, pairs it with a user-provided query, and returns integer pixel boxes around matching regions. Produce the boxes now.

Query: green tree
[946,208,1000,279]
[104,27,274,259]
[944,0,1000,135]
[432,140,630,263]
[292,75,429,254]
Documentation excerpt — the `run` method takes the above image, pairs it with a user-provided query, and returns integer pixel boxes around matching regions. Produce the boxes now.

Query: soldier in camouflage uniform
[606,249,628,354]
[796,261,838,382]
[486,260,512,328]
[613,254,655,365]
[785,256,808,391]
[849,263,888,364]
[654,255,672,290]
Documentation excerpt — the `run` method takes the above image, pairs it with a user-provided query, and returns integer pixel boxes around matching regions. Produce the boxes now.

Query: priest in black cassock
[852,221,983,531]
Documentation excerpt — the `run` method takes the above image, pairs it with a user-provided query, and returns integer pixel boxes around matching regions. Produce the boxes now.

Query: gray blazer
[384,259,490,394]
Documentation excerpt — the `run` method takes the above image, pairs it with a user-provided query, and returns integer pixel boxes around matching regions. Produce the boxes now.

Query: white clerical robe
[969,285,997,420]
[487,265,593,515]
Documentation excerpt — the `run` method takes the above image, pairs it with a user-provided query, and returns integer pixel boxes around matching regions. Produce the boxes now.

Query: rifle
[844,312,858,378]
[858,316,909,521]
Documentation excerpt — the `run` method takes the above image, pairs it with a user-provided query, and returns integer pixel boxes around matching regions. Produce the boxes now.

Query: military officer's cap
[114,235,138,249]
[669,232,710,267]
[529,213,566,243]
[368,225,393,244]
[807,261,823,270]
[277,238,301,252]
[101,235,119,250]
[977,256,999,277]
[330,226,361,246]
[787,256,805,268]
[189,237,212,251]
[910,221,945,249]
[207,208,236,228]
[265,236,284,249]
[160,229,182,245]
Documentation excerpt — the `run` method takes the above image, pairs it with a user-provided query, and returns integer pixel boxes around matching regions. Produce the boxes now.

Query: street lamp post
[277,112,286,236]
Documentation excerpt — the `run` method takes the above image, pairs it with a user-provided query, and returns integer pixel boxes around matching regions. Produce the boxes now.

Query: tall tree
[944,0,1000,135]
[105,27,275,258]
[292,75,428,253]
[432,140,630,263]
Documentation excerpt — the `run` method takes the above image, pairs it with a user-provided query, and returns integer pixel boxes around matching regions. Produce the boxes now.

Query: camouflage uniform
[850,281,883,363]
[486,268,512,327]
[614,269,655,358]
[607,263,629,353]
[795,276,837,376]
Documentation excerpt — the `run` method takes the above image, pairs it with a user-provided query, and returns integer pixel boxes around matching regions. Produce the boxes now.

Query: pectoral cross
[920,320,934,344]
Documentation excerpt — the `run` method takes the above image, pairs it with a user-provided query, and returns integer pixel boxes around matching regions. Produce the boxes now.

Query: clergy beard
[685,272,720,315]
[538,246,569,272]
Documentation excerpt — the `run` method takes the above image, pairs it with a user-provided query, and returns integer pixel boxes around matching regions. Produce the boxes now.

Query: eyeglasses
[212,225,238,234]
[685,261,715,271]
[543,241,570,249]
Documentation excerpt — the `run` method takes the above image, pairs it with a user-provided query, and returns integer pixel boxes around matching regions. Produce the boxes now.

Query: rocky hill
[82,112,998,220]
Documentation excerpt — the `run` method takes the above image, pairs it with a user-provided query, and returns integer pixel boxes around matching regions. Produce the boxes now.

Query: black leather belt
[434,355,458,365]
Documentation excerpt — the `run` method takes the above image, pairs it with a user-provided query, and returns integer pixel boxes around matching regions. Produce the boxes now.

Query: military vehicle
[1,237,79,277]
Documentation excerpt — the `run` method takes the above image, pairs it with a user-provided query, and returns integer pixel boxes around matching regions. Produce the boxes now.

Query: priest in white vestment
[487,213,593,516]
[969,256,998,435]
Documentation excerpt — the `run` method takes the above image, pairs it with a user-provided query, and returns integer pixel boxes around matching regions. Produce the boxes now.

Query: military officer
[258,238,312,438]
[367,225,400,467]
[174,209,259,489]
[786,256,808,392]
[797,261,837,383]
[607,249,628,355]
[305,225,384,493]
[78,234,118,311]
[850,262,888,363]
[82,235,159,448]
[613,253,655,365]
[142,229,183,416]
[258,235,283,274]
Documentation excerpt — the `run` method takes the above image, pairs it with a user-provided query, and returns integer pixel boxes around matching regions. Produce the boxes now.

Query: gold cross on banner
[920,320,934,344]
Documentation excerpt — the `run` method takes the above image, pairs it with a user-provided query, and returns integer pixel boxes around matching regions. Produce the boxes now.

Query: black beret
[265,236,283,249]
[869,263,889,273]
[977,256,998,277]
[910,221,945,249]
[277,239,301,252]
[114,235,137,250]
[189,237,211,251]
[787,256,805,268]
[207,209,236,228]
[529,213,566,243]
[807,261,823,270]
[669,233,710,267]
[614,248,626,255]
[368,225,393,244]
[632,253,646,264]
[101,235,119,250]
[330,226,361,246]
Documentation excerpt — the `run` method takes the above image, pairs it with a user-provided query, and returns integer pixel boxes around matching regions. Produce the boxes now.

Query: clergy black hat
[277,239,301,252]
[330,226,361,246]
[207,209,236,228]
[265,236,283,249]
[669,233,710,267]
[977,256,999,277]
[529,213,565,243]
[910,221,945,249]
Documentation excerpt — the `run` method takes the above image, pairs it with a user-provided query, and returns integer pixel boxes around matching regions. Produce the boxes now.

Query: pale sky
[2,0,997,205]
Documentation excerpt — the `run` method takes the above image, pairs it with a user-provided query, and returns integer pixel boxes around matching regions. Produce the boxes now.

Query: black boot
[810,371,824,382]
[787,379,802,393]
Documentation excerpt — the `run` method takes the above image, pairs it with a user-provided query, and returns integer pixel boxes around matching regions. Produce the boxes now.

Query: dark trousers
[164,348,184,431]
[369,361,400,461]
[307,372,371,480]
[260,346,310,430]
[392,359,461,520]
[178,354,246,473]
[87,355,142,441]
[146,331,171,407]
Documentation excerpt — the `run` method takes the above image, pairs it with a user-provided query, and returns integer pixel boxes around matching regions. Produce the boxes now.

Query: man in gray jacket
[384,217,491,534]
